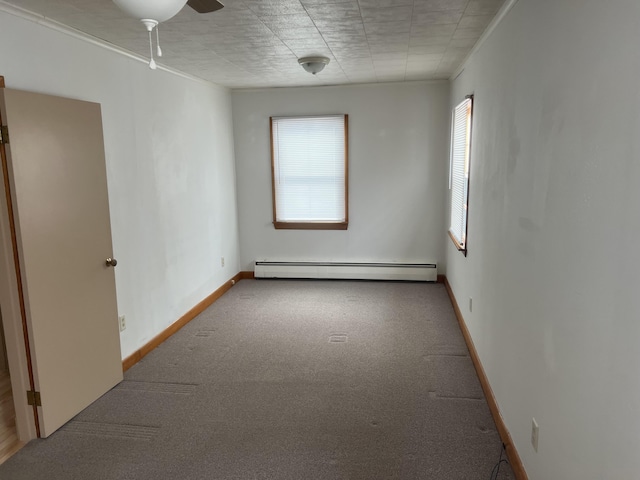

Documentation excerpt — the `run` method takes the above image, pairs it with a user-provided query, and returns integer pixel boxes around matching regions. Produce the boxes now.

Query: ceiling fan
[113,0,224,69]
[184,0,224,14]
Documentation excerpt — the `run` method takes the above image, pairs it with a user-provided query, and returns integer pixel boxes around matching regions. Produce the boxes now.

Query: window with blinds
[449,96,473,253]
[270,115,348,230]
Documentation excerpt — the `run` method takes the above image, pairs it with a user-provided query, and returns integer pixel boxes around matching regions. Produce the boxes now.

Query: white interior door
[0,87,122,437]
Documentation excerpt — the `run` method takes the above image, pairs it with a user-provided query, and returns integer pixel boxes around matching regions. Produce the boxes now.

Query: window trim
[448,95,473,255]
[270,114,349,230]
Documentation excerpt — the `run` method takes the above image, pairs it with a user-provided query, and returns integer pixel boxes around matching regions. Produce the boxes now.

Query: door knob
[105,257,118,267]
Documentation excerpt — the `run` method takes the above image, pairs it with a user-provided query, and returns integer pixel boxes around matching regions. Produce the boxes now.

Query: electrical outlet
[119,315,126,332]
[531,418,539,452]
[221,257,225,267]
[469,297,473,312]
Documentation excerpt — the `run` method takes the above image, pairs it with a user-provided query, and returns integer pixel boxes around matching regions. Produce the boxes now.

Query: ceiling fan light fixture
[298,56,330,75]
[112,0,188,23]
[112,0,225,70]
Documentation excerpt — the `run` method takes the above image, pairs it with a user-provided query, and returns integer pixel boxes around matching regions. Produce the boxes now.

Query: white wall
[232,82,450,271]
[0,9,240,359]
[447,0,640,478]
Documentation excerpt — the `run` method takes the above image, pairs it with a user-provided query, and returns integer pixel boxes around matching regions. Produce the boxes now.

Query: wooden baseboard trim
[122,272,244,372]
[436,274,445,284]
[238,270,255,280]
[443,276,528,480]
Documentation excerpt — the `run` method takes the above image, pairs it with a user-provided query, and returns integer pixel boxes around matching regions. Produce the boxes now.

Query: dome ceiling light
[298,56,330,75]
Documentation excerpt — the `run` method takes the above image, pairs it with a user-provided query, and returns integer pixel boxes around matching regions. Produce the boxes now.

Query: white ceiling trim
[3,0,508,89]
[0,0,220,88]
[235,78,449,95]
[450,0,520,81]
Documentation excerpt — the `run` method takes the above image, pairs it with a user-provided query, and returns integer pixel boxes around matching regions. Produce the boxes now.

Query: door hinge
[26,390,42,407]
[0,125,8,144]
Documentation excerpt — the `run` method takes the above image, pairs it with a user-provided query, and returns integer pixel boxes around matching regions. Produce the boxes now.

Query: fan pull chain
[148,27,157,70]
[156,25,163,58]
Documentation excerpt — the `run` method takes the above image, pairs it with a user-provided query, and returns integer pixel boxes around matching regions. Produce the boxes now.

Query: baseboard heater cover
[254,261,437,282]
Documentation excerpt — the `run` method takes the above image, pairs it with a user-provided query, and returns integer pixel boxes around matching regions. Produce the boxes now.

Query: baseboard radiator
[254,261,437,282]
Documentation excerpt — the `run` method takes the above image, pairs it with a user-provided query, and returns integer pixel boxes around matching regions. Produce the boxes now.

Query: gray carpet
[0,279,514,479]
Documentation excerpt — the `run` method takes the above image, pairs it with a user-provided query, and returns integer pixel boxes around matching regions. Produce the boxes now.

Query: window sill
[274,222,348,230]
[448,230,467,256]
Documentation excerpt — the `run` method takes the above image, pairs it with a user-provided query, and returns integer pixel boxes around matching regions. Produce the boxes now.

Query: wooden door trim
[0,77,40,437]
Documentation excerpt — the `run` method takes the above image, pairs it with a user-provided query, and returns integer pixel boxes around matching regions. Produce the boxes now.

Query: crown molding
[450,0,520,81]
[0,1,221,88]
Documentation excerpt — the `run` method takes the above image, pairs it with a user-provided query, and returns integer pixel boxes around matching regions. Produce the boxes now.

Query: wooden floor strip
[0,371,22,465]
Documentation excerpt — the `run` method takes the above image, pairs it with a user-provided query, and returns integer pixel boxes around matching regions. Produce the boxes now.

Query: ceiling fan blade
[187,0,224,13]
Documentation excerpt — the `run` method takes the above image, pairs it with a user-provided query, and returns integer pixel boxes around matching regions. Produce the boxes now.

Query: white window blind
[271,115,347,226]
[449,96,473,250]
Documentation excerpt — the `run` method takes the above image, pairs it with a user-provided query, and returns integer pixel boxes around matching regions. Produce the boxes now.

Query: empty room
[0,0,638,479]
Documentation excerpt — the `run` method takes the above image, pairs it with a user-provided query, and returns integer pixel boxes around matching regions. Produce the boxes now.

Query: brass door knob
[105,257,118,267]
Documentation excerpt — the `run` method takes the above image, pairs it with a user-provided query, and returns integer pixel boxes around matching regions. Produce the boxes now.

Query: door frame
[0,186,36,442]
[0,76,38,441]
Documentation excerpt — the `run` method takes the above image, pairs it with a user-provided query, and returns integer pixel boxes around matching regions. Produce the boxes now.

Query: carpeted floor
[0,279,514,479]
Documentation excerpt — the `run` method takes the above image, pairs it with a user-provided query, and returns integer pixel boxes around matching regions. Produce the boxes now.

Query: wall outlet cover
[531,417,539,452]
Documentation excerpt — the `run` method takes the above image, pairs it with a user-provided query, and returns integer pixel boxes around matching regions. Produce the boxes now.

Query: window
[270,114,348,230]
[449,96,473,253]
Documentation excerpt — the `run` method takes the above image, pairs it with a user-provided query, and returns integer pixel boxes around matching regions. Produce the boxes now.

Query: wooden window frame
[270,114,349,230]
[448,95,473,256]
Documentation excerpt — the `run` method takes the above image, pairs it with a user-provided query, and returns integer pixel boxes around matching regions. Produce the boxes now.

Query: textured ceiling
[3,0,506,89]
